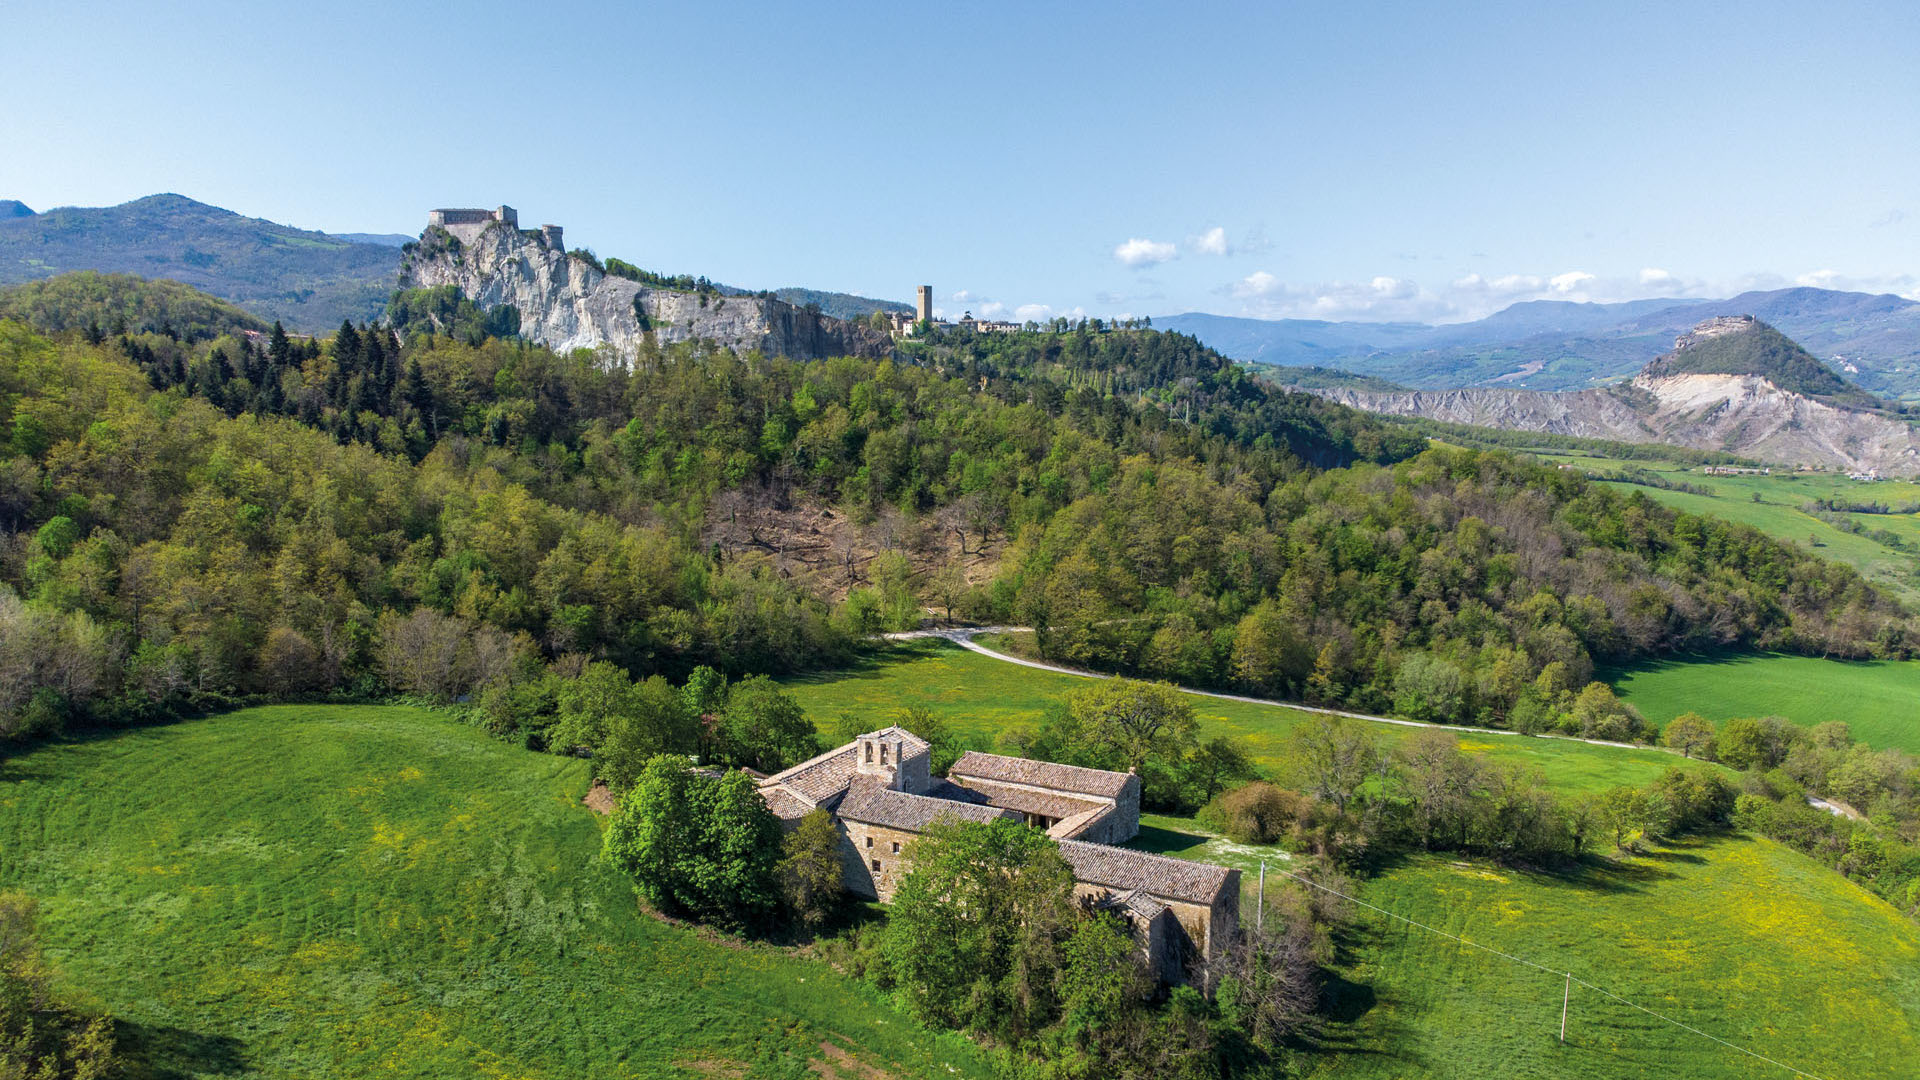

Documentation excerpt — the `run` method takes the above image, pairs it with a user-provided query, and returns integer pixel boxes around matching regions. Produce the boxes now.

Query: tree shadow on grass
[1509,847,1690,896]
[113,1020,248,1079]
[778,641,950,687]
[1286,921,1420,1067]
[1129,821,1216,858]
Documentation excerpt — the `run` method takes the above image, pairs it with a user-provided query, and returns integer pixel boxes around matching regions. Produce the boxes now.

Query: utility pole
[1257,860,1266,934]
[1561,973,1570,1043]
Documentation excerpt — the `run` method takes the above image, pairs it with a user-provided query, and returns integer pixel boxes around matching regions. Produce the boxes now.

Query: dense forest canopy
[0,271,268,342]
[0,278,1907,746]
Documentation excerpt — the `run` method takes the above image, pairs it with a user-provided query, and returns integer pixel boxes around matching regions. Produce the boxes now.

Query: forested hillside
[0,282,1907,746]
[0,271,267,341]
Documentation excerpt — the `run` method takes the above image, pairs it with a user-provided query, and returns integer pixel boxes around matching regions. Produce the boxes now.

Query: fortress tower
[425,205,518,246]
[917,285,933,324]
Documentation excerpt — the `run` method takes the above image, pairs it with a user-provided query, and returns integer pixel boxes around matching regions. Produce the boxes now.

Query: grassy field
[0,706,992,1080]
[783,639,1699,797]
[1139,814,1920,1080]
[1529,450,1920,605]
[1609,651,1920,755]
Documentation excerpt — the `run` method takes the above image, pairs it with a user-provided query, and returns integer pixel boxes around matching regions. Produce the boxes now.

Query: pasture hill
[1309,315,1920,476]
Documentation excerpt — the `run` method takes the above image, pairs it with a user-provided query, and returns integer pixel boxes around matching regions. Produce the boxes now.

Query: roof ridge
[760,740,858,786]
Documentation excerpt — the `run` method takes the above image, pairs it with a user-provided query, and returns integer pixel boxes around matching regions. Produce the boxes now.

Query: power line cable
[1264,864,1836,1080]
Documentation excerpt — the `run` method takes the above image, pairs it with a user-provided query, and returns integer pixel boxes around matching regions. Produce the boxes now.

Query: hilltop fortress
[402,206,892,363]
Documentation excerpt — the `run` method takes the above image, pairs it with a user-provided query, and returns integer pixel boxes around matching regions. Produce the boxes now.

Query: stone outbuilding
[756,727,1239,986]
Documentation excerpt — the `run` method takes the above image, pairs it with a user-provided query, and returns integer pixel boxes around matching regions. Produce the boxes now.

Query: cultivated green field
[1531,450,1920,605]
[784,639,1697,796]
[0,706,991,1079]
[1610,651,1920,755]
[1140,814,1920,1080]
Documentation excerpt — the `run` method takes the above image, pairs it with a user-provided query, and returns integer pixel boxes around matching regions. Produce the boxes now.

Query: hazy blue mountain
[0,193,400,330]
[0,201,33,219]
[1158,313,1433,366]
[1162,287,1920,399]
[768,287,911,320]
[329,231,415,248]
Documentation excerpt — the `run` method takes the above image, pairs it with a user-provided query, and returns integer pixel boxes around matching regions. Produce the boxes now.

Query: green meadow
[0,706,992,1080]
[1140,814,1920,1080]
[1609,651,1920,755]
[783,639,1697,796]
[1530,450,1920,605]
[795,641,1920,1075]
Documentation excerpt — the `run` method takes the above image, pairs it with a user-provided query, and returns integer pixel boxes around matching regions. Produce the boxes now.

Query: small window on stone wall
[891,841,900,853]
[871,859,881,871]
[865,836,873,848]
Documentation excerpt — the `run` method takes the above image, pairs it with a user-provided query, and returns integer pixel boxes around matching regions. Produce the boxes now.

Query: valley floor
[0,706,992,1080]
[789,641,1920,1079]
[1142,815,1920,1080]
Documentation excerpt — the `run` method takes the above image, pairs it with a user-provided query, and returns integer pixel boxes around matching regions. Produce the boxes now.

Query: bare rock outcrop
[399,217,891,364]
[1306,317,1920,476]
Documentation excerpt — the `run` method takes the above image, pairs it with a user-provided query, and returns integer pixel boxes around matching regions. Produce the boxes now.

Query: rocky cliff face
[1306,318,1920,476]
[399,220,891,363]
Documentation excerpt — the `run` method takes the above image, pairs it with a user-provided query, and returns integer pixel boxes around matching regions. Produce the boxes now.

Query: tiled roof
[1058,839,1236,905]
[837,778,1019,832]
[1096,887,1168,923]
[759,785,815,822]
[759,744,859,803]
[949,751,1135,800]
[1048,803,1115,840]
[861,725,931,755]
[924,778,991,805]
[951,777,1104,821]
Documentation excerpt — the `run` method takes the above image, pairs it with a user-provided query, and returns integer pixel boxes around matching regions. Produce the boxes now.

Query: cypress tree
[268,320,291,369]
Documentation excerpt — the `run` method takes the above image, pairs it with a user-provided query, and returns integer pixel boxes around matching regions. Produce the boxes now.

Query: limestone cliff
[398,219,891,363]
[1305,317,1920,476]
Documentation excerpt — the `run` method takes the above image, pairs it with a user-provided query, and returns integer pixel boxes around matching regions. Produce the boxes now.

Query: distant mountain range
[0,194,911,333]
[0,194,401,330]
[1162,288,1920,399]
[1307,315,1920,476]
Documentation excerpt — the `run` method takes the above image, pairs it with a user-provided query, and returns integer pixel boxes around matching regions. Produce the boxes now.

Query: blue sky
[6,0,1917,323]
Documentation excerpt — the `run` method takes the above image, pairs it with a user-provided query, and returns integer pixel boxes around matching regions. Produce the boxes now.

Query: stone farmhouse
[757,726,1240,986]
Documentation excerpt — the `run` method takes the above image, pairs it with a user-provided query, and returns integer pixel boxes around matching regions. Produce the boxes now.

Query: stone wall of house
[837,818,921,901]
[1142,909,1180,986]
[1072,884,1239,985]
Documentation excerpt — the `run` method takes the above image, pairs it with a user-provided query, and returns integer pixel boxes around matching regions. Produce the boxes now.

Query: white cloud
[1013,302,1089,323]
[1190,227,1230,256]
[1548,270,1596,294]
[1210,262,1920,325]
[1221,264,1719,322]
[1226,271,1453,320]
[977,301,1007,318]
[1113,237,1177,268]
[951,289,974,303]
[1791,268,1920,298]
[1869,208,1907,228]
[1369,275,1416,299]
[1231,271,1279,298]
